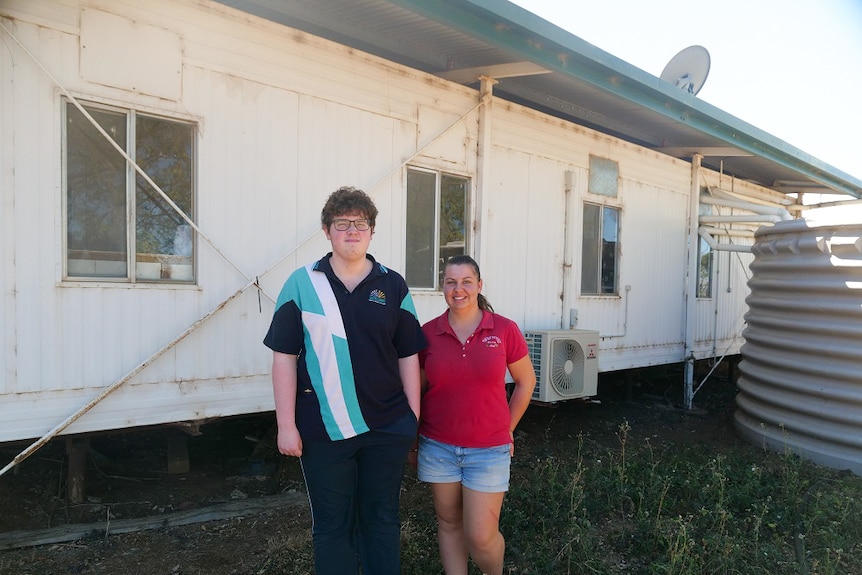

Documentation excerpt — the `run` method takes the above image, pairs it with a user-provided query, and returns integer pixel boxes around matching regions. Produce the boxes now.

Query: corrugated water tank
[735,219,862,475]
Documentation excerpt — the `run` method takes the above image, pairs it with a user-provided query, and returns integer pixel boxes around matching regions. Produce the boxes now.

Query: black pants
[300,430,413,575]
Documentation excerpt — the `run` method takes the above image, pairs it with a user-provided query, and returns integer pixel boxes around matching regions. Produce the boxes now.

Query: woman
[263,186,426,575]
[418,255,536,575]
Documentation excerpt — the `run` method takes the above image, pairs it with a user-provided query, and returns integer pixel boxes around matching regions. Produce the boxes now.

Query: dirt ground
[0,361,741,575]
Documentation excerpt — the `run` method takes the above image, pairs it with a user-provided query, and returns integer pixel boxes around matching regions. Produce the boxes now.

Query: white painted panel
[6,20,69,394]
[692,233,754,359]
[0,0,79,32]
[186,70,302,279]
[80,8,182,100]
[414,106,475,174]
[482,147,567,331]
[489,103,697,372]
[0,15,15,396]
[0,375,274,442]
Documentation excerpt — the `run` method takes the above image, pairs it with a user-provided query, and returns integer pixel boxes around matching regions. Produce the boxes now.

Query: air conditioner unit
[524,329,599,403]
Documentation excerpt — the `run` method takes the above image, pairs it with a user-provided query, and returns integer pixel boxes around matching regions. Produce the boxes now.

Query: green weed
[260,421,862,575]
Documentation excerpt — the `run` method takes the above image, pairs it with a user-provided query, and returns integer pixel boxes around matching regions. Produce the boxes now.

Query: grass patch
[492,422,862,575]
[262,418,862,575]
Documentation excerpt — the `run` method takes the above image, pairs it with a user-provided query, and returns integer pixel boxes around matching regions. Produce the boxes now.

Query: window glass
[405,169,436,288]
[65,102,195,282]
[697,200,713,298]
[405,168,468,288]
[580,203,600,293]
[66,106,129,277]
[697,237,713,298]
[439,174,467,271]
[588,156,619,198]
[134,114,194,281]
[601,207,619,294]
[581,203,619,294]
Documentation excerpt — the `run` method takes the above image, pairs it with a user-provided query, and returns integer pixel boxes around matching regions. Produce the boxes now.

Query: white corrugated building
[2,0,860,474]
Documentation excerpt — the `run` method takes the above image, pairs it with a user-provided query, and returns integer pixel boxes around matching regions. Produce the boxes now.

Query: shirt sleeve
[504,316,529,364]
[418,321,435,368]
[263,271,305,354]
[393,281,427,358]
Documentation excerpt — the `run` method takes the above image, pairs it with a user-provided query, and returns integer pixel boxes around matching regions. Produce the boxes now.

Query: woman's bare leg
[430,482,469,575]
[462,487,506,575]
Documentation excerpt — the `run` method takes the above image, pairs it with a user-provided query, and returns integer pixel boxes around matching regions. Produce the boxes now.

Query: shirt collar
[433,309,494,336]
[313,253,385,277]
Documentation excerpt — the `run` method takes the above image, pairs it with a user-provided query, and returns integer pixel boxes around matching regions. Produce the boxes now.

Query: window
[697,236,713,298]
[588,155,618,198]
[64,101,195,282]
[405,167,468,288]
[581,203,620,295]
[697,201,713,297]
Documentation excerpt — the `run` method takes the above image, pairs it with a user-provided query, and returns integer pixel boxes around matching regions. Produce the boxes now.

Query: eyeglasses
[332,218,371,231]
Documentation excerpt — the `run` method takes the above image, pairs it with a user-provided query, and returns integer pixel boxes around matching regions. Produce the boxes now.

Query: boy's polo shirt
[264,254,426,442]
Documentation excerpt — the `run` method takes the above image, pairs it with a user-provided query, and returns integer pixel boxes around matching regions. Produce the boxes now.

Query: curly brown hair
[320,186,378,229]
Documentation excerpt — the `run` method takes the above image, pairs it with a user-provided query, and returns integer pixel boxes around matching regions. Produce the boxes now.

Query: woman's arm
[272,351,303,457]
[506,355,537,450]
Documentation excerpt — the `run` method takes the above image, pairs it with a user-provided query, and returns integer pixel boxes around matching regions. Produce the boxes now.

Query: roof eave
[390,0,862,199]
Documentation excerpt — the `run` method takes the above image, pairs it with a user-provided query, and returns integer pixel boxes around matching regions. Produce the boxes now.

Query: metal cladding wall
[735,219,862,475]
[0,0,784,445]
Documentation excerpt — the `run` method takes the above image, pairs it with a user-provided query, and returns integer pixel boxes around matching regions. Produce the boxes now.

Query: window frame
[580,155,622,296]
[697,235,714,298]
[404,166,470,290]
[581,201,621,296]
[697,199,714,298]
[62,99,197,284]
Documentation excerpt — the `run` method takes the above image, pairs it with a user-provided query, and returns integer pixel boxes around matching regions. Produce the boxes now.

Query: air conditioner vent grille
[551,338,585,396]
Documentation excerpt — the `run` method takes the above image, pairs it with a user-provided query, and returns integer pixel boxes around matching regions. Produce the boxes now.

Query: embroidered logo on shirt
[368,289,387,305]
[483,335,502,348]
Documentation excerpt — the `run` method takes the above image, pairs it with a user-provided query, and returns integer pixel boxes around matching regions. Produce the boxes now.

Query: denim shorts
[417,435,511,493]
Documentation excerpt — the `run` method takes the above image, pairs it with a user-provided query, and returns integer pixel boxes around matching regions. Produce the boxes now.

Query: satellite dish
[660,45,710,95]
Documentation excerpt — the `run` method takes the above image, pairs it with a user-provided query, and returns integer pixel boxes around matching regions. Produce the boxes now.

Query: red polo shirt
[419,310,528,448]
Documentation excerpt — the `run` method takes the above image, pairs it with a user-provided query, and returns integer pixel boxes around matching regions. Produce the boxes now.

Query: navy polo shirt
[264,253,426,442]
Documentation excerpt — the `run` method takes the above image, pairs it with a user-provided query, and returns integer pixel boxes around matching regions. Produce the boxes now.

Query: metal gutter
[388,0,862,199]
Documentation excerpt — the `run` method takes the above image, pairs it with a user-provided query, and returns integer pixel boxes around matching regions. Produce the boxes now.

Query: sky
[509,0,862,184]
